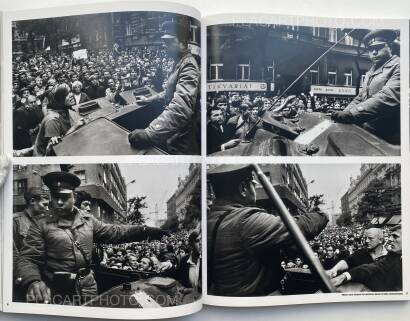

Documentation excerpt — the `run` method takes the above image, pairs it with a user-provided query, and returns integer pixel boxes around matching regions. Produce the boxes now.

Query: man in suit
[331,225,402,291]
[207,106,241,154]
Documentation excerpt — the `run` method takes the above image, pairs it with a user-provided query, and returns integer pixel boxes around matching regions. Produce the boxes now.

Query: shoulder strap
[207,207,259,289]
[64,228,91,268]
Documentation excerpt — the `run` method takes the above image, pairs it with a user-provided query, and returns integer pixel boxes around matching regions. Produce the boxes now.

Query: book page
[202,13,410,307]
[1,1,203,319]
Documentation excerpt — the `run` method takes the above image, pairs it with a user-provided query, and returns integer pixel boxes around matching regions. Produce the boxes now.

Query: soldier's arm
[241,210,328,255]
[344,80,367,112]
[348,64,400,122]
[145,59,199,145]
[16,221,46,288]
[91,216,168,244]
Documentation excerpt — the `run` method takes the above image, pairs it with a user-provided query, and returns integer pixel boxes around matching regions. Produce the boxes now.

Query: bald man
[326,227,387,278]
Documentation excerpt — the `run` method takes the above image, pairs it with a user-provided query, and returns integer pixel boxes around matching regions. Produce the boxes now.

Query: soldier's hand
[128,129,152,149]
[134,95,149,105]
[331,110,354,124]
[145,226,170,240]
[27,281,51,303]
[222,139,241,150]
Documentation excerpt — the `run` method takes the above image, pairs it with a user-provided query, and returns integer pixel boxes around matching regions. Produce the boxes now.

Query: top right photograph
[206,24,401,156]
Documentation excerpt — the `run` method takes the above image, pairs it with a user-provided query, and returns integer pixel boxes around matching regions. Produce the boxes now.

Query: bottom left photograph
[11,162,201,308]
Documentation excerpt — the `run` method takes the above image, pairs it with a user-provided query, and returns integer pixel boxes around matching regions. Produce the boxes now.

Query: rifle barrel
[251,163,336,293]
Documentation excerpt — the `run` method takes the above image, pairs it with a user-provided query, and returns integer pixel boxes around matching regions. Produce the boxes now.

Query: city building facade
[166,164,200,222]
[12,12,200,56]
[256,164,308,215]
[13,164,127,223]
[207,24,373,98]
[340,164,401,223]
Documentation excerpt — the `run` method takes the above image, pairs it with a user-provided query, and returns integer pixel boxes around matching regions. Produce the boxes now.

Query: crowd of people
[13,46,175,152]
[206,91,353,155]
[279,223,402,292]
[98,229,201,289]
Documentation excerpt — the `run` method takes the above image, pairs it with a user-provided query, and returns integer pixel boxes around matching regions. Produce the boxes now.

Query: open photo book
[0,1,409,319]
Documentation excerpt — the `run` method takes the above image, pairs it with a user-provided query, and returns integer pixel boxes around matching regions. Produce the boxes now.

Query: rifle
[245,29,356,140]
[252,163,336,293]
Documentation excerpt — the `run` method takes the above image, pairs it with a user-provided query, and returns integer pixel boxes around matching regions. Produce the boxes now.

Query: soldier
[13,186,50,301]
[128,20,200,155]
[207,164,328,296]
[13,186,50,256]
[17,171,169,305]
[331,29,400,145]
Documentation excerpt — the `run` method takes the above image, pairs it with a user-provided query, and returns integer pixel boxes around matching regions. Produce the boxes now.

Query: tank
[52,86,167,155]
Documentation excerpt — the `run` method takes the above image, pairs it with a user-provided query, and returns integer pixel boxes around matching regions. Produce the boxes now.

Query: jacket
[145,50,200,155]
[207,200,328,296]
[344,55,400,144]
[348,251,402,291]
[17,207,158,288]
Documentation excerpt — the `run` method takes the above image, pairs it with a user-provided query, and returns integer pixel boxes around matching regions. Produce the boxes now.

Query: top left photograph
[10,11,201,156]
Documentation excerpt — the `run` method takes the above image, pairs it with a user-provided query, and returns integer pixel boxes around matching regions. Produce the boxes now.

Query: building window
[344,70,353,86]
[14,179,27,195]
[344,33,354,46]
[126,23,132,36]
[360,74,366,87]
[310,68,319,85]
[312,27,320,37]
[74,170,86,184]
[237,63,250,80]
[328,28,337,43]
[210,63,223,80]
[190,24,198,43]
[327,70,337,85]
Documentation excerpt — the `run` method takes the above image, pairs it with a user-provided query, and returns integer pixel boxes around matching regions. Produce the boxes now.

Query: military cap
[43,171,81,194]
[23,186,50,202]
[208,164,255,182]
[161,20,190,41]
[363,29,397,47]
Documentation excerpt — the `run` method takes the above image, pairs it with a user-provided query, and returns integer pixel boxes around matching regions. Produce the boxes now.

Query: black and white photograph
[11,163,201,307]
[207,163,402,296]
[11,11,201,156]
[206,24,401,156]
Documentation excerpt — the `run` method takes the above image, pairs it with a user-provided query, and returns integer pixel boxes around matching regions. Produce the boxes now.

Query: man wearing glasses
[331,29,400,145]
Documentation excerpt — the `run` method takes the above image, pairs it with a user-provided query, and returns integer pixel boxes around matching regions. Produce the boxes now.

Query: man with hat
[128,19,200,155]
[17,171,169,304]
[331,225,402,291]
[331,29,400,145]
[207,164,328,296]
[13,185,50,301]
[13,186,50,255]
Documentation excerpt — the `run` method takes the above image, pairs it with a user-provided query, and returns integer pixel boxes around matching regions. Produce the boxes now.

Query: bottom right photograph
[206,163,402,297]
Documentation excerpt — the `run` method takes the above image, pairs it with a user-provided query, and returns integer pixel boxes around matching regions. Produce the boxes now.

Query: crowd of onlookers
[97,229,201,289]
[206,91,354,154]
[280,224,393,271]
[13,46,174,150]
[207,91,354,122]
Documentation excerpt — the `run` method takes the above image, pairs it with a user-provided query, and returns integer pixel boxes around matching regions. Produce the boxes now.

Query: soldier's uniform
[128,21,200,155]
[207,165,328,296]
[17,171,168,305]
[13,186,49,301]
[335,30,400,145]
